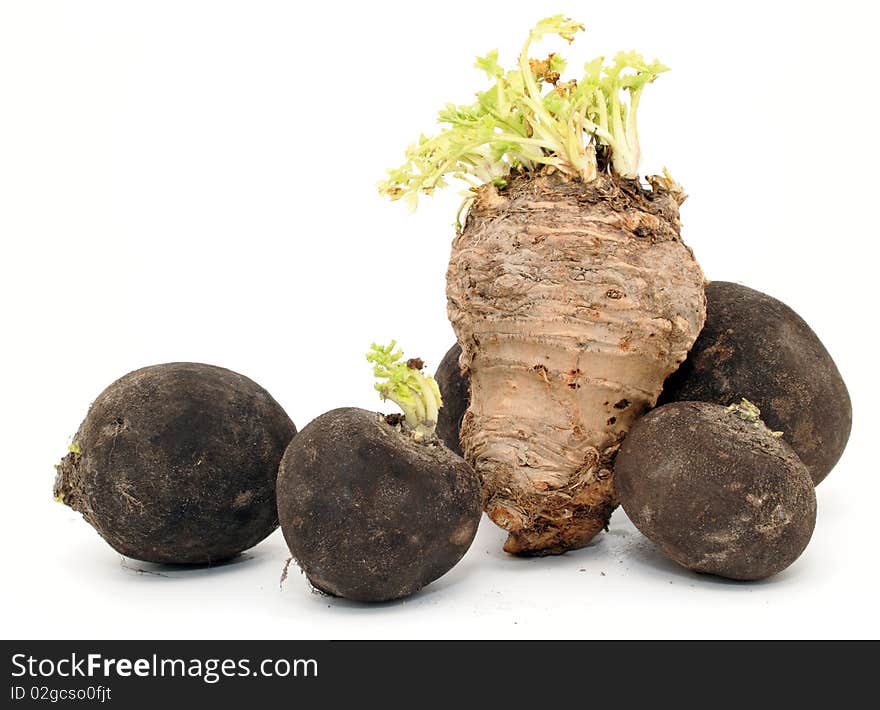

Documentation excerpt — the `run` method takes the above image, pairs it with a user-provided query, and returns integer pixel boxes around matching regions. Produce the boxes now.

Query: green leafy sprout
[379,15,668,210]
[367,341,443,439]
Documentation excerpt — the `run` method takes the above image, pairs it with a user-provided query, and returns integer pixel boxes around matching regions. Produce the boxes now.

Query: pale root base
[447,171,706,555]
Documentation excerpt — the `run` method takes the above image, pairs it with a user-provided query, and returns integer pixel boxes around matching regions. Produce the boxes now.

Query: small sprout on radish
[726,399,784,437]
[276,344,481,602]
[367,341,443,440]
[615,401,816,581]
[54,443,82,503]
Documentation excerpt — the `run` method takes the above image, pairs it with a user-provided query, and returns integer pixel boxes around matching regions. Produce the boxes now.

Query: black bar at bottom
[2,640,873,706]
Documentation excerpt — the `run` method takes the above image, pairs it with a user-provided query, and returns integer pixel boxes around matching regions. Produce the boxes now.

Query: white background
[1,0,878,640]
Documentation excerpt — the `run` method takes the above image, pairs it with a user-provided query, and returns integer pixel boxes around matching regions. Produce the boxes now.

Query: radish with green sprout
[615,399,817,580]
[381,17,706,555]
[276,342,481,602]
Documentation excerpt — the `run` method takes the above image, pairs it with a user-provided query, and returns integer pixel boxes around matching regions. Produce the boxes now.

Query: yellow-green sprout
[727,399,784,438]
[379,15,668,209]
[367,341,443,439]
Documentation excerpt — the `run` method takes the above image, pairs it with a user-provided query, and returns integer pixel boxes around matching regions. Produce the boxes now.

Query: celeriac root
[447,169,706,555]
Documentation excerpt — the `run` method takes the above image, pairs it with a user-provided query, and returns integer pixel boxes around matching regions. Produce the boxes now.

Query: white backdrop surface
[1,0,877,639]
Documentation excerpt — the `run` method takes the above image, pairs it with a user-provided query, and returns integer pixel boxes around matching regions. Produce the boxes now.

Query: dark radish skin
[277,407,482,602]
[660,281,851,485]
[615,401,816,581]
[435,343,469,457]
[54,362,296,564]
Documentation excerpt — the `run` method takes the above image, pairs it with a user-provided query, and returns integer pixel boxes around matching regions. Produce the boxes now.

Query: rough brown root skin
[447,170,706,555]
[54,450,88,518]
[493,442,620,556]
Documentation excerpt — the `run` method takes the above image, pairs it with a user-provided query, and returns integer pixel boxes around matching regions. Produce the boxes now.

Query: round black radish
[277,407,482,602]
[434,343,469,456]
[659,281,851,485]
[54,362,297,564]
[614,401,816,581]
